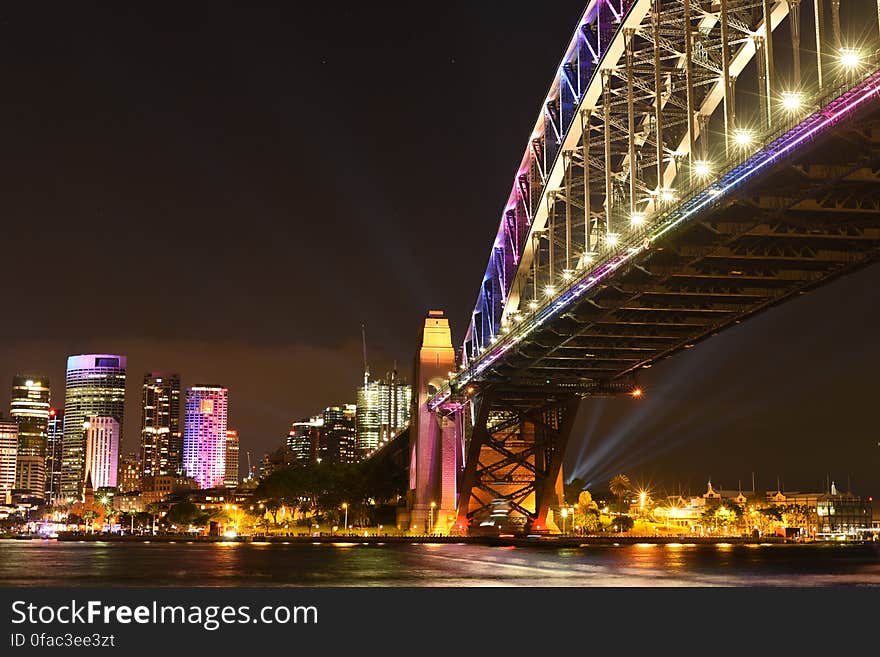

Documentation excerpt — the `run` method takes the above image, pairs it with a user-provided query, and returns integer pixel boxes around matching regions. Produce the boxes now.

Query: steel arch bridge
[403,0,880,535]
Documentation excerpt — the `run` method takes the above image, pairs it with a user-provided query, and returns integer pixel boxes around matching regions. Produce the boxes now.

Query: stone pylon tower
[406,310,459,535]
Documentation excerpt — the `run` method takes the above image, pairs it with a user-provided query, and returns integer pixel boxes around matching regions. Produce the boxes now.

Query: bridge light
[629,211,646,227]
[631,387,643,398]
[659,188,676,203]
[693,160,712,178]
[733,128,754,148]
[466,386,475,395]
[582,252,596,266]
[839,48,862,70]
[561,270,574,281]
[605,233,620,247]
[544,285,556,296]
[781,91,803,112]
[528,300,539,310]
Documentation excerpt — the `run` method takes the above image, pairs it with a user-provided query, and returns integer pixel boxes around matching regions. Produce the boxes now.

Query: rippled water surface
[2,540,879,586]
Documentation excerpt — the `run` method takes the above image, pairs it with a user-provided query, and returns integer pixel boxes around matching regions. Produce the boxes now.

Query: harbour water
[2,539,879,587]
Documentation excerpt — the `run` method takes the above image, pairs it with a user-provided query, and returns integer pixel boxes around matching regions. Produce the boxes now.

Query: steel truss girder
[463,0,798,362]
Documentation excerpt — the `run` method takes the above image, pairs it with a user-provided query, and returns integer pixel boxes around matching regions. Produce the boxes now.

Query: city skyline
[0,2,878,496]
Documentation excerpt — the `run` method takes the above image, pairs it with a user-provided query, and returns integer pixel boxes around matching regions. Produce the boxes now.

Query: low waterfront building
[140,475,197,507]
[113,490,145,514]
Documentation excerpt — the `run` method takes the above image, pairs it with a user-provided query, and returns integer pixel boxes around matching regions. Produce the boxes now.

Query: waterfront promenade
[23,532,802,547]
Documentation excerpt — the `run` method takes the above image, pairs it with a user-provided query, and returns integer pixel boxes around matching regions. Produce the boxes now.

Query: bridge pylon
[402,310,461,535]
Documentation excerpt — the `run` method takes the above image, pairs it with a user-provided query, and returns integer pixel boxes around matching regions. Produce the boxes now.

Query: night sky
[1,2,877,495]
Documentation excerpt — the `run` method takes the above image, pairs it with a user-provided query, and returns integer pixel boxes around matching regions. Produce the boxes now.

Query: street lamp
[429,501,436,534]
[560,507,568,535]
[341,502,348,532]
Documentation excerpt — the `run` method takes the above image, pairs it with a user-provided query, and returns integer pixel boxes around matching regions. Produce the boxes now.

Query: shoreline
[4,533,873,547]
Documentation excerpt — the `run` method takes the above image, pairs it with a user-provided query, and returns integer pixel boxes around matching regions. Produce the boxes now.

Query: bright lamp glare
[629,211,646,227]
[734,129,754,147]
[781,91,802,112]
[544,285,556,296]
[605,233,620,247]
[528,300,539,310]
[693,160,711,177]
[561,270,573,281]
[659,188,675,203]
[840,48,861,70]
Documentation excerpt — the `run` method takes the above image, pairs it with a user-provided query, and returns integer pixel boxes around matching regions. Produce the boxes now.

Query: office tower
[287,416,322,464]
[182,386,228,489]
[355,384,379,457]
[319,404,358,465]
[356,369,412,457]
[45,409,63,504]
[140,373,182,478]
[60,354,126,501]
[10,376,50,498]
[83,416,120,489]
[118,453,141,493]
[224,429,239,488]
[0,415,18,502]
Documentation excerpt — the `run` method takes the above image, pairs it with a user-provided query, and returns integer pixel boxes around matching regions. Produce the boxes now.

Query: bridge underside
[485,105,880,389]
[453,99,880,532]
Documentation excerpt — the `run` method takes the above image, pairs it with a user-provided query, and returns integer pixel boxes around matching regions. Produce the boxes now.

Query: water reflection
[0,540,878,587]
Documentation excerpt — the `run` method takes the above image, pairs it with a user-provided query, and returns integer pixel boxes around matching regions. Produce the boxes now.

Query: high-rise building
[140,373,182,478]
[45,409,63,505]
[0,415,18,503]
[83,416,120,490]
[118,452,141,493]
[10,376,51,499]
[182,386,228,489]
[356,369,411,458]
[60,354,126,501]
[224,429,239,488]
[287,416,322,464]
[319,404,358,465]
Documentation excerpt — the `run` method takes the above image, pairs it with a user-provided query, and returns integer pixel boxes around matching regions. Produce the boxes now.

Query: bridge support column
[406,310,460,535]
[454,394,581,535]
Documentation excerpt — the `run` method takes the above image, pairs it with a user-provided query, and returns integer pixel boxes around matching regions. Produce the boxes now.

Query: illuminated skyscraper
[356,369,411,458]
[0,416,17,503]
[10,376,50,498]
[60,355,126,501]
[140,373,182,478]
[83,416,119,489]
[45,409,63,505]
[319,404,358,465]
[182,386,228,489]
[287,416,322,464]
[224,429,239,488]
